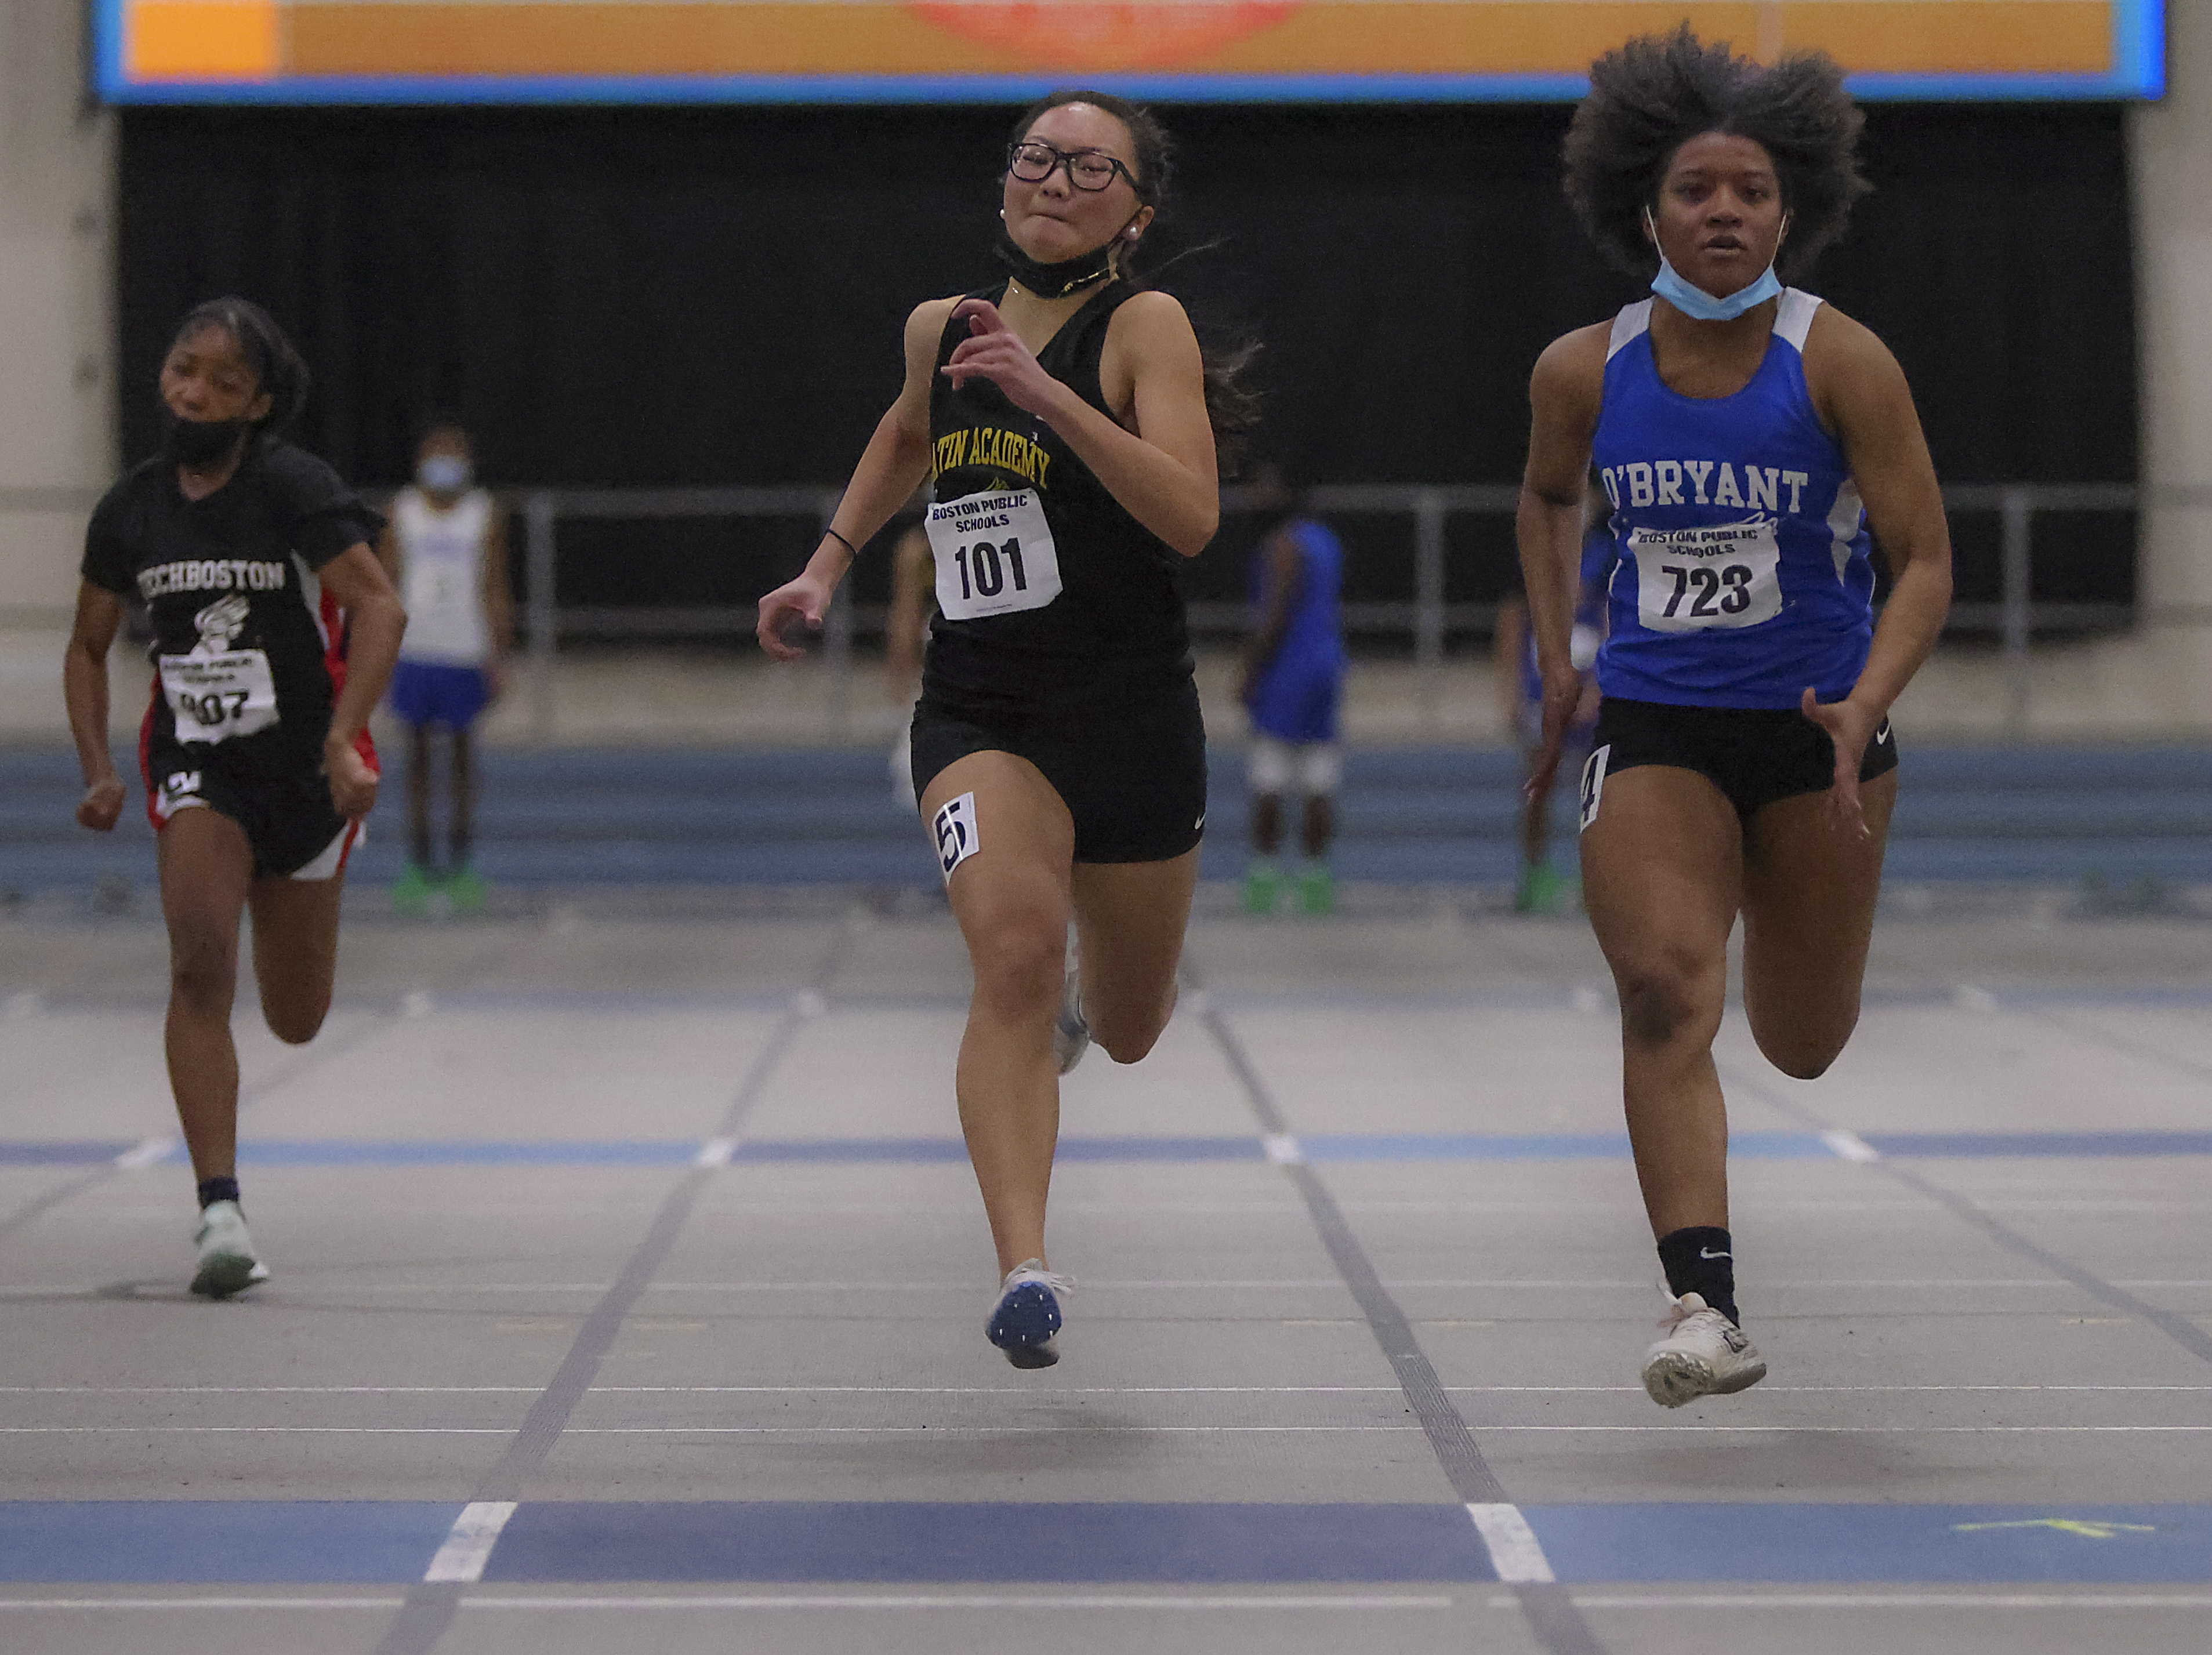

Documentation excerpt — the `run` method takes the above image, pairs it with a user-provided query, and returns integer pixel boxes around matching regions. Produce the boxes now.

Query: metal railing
[511,480,2209,741]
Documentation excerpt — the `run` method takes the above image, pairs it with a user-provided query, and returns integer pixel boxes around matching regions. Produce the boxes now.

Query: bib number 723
[1630,518,1783,633]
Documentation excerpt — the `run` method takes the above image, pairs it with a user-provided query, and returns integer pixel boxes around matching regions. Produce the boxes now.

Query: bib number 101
[952,538,1029,603]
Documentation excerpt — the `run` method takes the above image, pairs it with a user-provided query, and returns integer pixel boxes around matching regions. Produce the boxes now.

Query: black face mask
[162,409,253,470]
[992,225,1125,300]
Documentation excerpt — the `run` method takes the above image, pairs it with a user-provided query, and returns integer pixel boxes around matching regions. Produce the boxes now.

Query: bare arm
[1239,528,1303,702]
[481,505,516,692]
[943,292,1220,557]
[63,582,128,831]
[758,300,949,660]
[1514,324,1609,794]
[317,543,407,818]
[1803,308,1954,830]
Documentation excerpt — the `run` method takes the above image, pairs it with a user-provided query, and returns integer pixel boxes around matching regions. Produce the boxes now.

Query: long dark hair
[1563,26,1869,281]
[1010,89,1261,467]
[171,297,313,435]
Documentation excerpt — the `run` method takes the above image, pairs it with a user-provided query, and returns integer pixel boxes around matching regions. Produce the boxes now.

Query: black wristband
[823,528,859,557]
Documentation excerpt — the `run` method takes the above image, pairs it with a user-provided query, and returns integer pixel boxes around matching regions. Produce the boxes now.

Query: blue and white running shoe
[987,1259,1071,1369]
[1053,962,1090,1076]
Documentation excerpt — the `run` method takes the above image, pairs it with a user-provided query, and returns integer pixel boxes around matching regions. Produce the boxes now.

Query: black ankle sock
[1657,1226,1739,1326]
[197,1176,241,1211]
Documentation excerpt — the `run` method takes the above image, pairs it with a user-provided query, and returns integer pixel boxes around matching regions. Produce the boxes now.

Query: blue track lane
[2,1502,2208,1585]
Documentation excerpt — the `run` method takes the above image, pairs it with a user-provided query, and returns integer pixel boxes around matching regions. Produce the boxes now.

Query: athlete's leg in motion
[1069,848,1200,1065]
[248,867,347,1047]
[1739,772,1896,1080]
[1579,767,1743,1239]
[158,810,256,1183]
[1300,786,1335,861]
[922,752,1076,1276]
[1250,792,1283,858]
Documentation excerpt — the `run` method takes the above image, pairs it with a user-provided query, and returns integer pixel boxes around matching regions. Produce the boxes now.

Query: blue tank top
[1590,290,1874,709]
[1253,517,1347,673]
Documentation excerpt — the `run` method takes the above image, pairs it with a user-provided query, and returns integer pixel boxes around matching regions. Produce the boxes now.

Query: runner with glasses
[1518,28,1951,1405]
[759,89,1254,1368]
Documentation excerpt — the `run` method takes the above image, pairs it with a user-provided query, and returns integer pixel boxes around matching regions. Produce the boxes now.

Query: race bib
[1630,519,1783,633]
[159,649,279,745]
[926,490,1062,621]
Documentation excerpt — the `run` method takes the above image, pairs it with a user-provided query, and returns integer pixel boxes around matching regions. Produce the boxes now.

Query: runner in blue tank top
[1517,28,1952,1407]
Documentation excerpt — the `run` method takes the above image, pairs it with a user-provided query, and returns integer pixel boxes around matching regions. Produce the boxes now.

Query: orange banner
[125,0,2114,83]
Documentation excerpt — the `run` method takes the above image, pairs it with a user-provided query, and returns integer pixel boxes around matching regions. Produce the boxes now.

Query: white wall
[0,0,116,619]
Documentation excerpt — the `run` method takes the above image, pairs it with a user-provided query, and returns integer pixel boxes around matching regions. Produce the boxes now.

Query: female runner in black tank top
[759,90,1239,1368]
[64,300,406,1297]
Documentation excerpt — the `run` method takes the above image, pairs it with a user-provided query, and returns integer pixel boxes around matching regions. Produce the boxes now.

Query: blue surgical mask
[1651,252,1782,321]
[418,455,472,493]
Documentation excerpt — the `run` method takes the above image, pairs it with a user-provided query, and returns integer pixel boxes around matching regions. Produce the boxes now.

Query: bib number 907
[927,489,1063,621]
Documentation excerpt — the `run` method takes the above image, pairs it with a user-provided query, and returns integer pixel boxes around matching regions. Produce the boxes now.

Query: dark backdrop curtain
[117,103,2136,618]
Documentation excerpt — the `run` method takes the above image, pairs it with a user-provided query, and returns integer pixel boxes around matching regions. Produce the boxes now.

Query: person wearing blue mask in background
[378,419,512,915]
[1496,473,1614,914]
[1239,464,1348,916]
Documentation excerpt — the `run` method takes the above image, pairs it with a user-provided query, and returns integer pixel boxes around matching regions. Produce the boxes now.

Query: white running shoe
[1052,961,1090,1076]
[1641,1291,1765,1407]
[190,1200,269,1299]
[987,1259,1072,1369]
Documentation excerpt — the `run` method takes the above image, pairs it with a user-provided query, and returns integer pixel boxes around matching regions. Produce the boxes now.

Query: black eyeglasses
[1007,140,1138,194]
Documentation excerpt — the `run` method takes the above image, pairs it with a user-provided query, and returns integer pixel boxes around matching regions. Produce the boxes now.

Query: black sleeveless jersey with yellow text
[924,280,1191,696]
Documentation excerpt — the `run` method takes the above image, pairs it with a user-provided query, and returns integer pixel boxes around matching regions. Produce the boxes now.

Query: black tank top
[923,280,1191,698]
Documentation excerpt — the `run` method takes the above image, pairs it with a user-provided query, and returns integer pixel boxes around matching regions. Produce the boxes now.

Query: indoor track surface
[4,897,2211,1654]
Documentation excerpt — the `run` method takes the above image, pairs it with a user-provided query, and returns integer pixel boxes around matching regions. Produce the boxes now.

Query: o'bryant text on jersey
[933,426,1053,489]
[137,559,290,599]
[1602,461,1813,514]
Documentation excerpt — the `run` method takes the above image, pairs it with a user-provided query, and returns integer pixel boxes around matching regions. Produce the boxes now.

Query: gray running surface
[2,897,2210,1654]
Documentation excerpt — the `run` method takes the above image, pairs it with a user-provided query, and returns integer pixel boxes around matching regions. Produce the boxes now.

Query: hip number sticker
[159,649,280,744]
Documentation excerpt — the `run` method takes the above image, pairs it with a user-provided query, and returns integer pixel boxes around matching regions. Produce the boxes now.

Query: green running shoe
[392,862,435,917]
[1294,864,1336,916]
[443,865,488,916]
[1514,865,1568,915]
[1243,862,1285,916]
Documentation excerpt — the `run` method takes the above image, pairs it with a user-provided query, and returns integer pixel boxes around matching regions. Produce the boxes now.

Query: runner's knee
[1613,949,1723,1052]
[1751,1001,1857,1080]
[968,909,1067,1024]
[168,925,237,1018]
[261,988,330,1047]
[1090,979,1177,1065]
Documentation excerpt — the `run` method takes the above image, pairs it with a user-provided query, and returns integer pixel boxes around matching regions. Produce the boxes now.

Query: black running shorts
[909,662,1207,865]
[143,747,360,880]
[1581,696,1898,826]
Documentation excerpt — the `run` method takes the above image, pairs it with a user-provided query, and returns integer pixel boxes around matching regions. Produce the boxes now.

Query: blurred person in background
[378,418,511,915]
[759,89,1255,1370]
[1238,464,1347,916]
[1521,29,1950,1409]
[1495,473,1613,913]
[65,297,403,1297]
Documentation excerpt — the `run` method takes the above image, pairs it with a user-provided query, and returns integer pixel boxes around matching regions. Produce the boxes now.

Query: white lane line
[0,1594,1455,1612]
[1821,1130,1882,1163]
[1952,983,2000,1012]
[693,1137,739,1167]
[114,1137,178,1170]
[8,1382,2210,1396]
[1263,1135,1306,1166]
[2,992,45,1021]
[422,1501,518,1583]
[790,989,828,1018]
[12,1424,2210,1436]
[1520,1594,2212,1611]
[401,990,435,1019]
[1466,1504,1555,1584]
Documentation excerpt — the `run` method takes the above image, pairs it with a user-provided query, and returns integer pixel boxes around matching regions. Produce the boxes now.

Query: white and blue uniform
[1592,289,1873,708]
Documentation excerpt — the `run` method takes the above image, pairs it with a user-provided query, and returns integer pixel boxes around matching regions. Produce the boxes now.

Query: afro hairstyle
[1563,25,1869,281]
